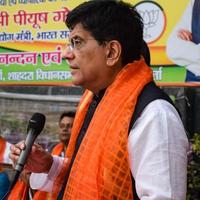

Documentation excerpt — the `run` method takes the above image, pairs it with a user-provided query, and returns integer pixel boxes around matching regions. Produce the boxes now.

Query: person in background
[0,136,11,200]
[10,1,188,199]
[33,111,75,200]
[166,0,200,82]
[0,136,31,200]
[166,0,200,137]
[49,111,75,158]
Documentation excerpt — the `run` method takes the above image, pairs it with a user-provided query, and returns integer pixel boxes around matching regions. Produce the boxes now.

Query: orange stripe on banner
[149,46,173,65]
[157,82,200,87]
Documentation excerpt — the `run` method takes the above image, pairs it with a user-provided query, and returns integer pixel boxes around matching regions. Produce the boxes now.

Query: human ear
[106,40,121,66]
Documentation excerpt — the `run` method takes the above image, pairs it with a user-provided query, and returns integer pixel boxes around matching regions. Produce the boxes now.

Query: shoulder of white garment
[128,99,188,150]
[128,99,188,199]
[130,99,183,131]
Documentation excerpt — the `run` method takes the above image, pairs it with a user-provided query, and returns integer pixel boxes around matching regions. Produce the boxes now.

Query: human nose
[61,45,74,60]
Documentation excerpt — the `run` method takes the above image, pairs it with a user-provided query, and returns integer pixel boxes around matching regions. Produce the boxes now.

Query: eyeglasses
[66,36,97,51]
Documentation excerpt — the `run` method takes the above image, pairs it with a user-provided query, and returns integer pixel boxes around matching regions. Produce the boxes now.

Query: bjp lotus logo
[135,1,166,44]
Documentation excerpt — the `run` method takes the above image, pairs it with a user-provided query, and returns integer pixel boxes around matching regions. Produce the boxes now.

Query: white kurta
[30,99,188,200]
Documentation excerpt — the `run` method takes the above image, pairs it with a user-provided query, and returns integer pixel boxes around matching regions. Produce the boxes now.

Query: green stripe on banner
[151,66,186,83]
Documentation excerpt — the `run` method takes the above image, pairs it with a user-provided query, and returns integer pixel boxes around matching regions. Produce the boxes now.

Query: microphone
[2,113,46,200]
[14,112,46,173]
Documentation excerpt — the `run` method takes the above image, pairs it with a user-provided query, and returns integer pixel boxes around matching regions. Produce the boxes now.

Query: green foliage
[192,134,200,155]
[187,133,200,200]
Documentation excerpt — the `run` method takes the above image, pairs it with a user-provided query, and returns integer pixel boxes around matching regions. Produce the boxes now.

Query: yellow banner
[131,0,189,65]
[0,0,190,85]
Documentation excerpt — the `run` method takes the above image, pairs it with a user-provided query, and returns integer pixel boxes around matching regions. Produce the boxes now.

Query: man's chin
[71,79,82,86]
[71,75,85,86]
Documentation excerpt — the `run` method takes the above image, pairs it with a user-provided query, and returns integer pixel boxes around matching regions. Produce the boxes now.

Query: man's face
[58,116,74,144]
[62,23,109,93]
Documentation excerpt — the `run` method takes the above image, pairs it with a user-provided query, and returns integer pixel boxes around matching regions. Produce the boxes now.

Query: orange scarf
[54,59,153,200]
[8,179,29,200]
[46,59,152,200]
[0,136,6,163]
[51,142,66,156]
[0,137,7,172]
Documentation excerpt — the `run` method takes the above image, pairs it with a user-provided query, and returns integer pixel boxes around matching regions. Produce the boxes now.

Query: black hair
[141,40,151,66]
[59,111,75,123]
[65,0,143,66]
